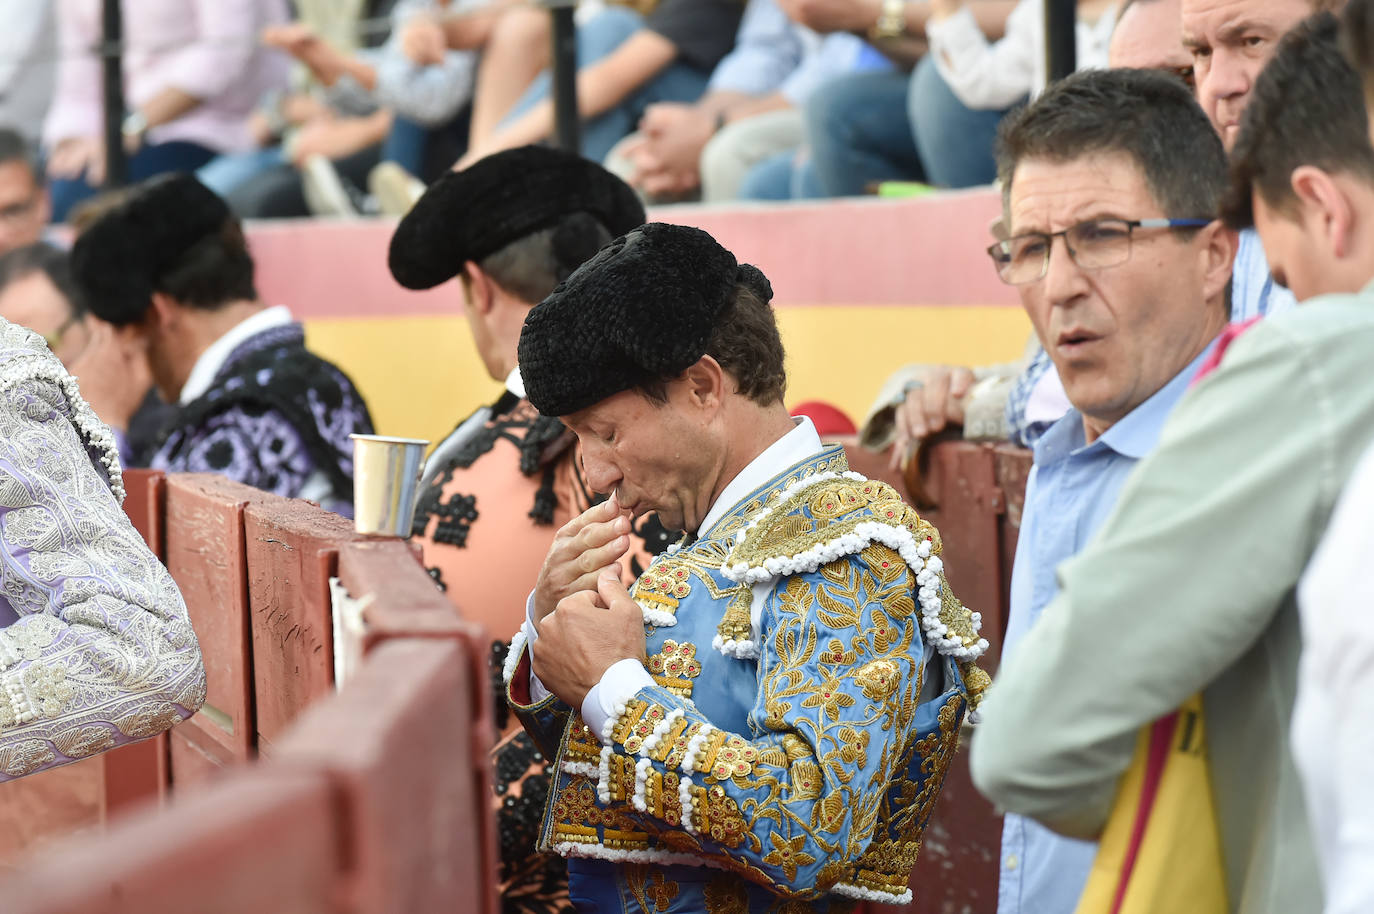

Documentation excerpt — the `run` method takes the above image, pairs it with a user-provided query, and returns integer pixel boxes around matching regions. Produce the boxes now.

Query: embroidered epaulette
[722,471,989,664]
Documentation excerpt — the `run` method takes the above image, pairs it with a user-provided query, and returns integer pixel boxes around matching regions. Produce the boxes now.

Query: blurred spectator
[915,0,1118,184]
[0,0,56,143]
[1109,0,1193,76]
[458,0,745,166]
[69,175,374,514]
[783,0,1015,195]
[0,316,205,782]
[974,18,1374,913]
[614,0,889,202]
[43,0,291,223]
[263,0,495,184]
[0,130,51,255]
[0,242,170,463]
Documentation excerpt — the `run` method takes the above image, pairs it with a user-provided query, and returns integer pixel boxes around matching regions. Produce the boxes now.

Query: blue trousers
[805,57,1017,198]
[502,6,711,164]
[51,140,217,222]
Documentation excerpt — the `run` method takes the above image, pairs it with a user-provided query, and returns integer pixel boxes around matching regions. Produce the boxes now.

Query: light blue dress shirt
[996,339,1219,914]
[1232,228,1297,320]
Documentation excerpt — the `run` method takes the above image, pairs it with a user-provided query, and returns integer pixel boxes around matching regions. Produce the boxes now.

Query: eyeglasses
[987,217,1212,285]
[41,315,80,353]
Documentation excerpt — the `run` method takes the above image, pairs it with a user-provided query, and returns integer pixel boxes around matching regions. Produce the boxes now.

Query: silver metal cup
[350,434,430,537]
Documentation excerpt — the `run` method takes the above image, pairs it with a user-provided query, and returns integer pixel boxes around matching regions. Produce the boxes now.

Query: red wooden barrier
[163,475,270,780]
[241,501,365,756]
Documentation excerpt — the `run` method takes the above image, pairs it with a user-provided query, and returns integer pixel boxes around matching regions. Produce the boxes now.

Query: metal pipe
[101,0,127,188]
[1044,0,1076,85]
[548,1,580,154]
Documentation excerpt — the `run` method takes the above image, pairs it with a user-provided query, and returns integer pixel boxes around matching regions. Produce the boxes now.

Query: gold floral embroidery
[762,832,817,882]
[624,865,681,911]
[647,640,703,697]
[854,658,901,702]
[703,875,749,914]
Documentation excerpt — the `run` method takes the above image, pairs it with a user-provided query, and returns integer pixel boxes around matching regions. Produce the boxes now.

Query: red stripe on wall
[248,188,1017,322]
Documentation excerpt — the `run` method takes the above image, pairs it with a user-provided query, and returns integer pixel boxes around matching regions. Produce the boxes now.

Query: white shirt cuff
[583,658,656,743]
[523,590,550,704]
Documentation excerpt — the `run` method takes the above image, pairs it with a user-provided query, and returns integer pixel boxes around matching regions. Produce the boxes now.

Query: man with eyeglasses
[969,68,1234,914]
[0,129,50,257]
[972,25,1366,906]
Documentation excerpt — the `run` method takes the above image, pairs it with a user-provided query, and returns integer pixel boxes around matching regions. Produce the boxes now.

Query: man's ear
[1291,165,1353,258]
[678,355,726,412]
[1199,220,1237,304]
[148,291,178,330]
[462,260,496,316]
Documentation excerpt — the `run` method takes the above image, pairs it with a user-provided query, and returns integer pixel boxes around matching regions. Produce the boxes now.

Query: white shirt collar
[179,305,294,405]
[698,416,824,538]
[506,366,526,398]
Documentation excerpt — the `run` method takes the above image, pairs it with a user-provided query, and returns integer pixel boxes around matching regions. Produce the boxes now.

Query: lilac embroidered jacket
[0,319,206,781]
[149,322,374,517]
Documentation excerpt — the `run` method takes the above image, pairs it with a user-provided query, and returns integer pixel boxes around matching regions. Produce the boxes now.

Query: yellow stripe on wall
[303,305,1034,446]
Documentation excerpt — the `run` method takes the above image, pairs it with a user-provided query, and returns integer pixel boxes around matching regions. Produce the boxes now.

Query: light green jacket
[971,285,1374,914]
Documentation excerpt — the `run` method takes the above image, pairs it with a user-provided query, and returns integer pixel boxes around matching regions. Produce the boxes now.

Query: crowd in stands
[6,1,1374,914]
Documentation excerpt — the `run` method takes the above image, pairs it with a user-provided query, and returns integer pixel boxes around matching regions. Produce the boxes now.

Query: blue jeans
[805,69,924,198]
[196,146,286,198]
[738,149,824,201]
[502,6,710,164]
[908,54,1019,188]
[50,140,217,222]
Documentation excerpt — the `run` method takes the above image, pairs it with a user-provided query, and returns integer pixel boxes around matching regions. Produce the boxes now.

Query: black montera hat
[518,222,773,417]
[70,174,233,326]
[387,145,646,291]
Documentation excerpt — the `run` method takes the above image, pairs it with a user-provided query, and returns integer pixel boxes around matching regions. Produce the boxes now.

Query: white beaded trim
[631,757,652,811]
[680,723,714,774]
[723,479,988,662]
[0,633,20,671]
[1,324,126,504]
[502,629,528,685]
[678,775,697,834]
[635,603,678,628]
[1,670,36,725]
[597,745,614,803]
[551,842,707,868]
[711,633,759,660]
[560,760,599,778]
[640,708,682,758]
[832,882,914,904]
[600,698,632,743]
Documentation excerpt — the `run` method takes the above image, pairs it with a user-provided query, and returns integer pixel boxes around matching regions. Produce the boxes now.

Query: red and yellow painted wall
[250,187,1030,447]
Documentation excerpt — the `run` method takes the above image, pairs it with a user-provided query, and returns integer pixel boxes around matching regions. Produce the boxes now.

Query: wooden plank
[274,639,497,914]
[242,501,363,754]
[120,469,166,558]
[163,475,270,764]
[98,735,168,818]
[3,771,342,914]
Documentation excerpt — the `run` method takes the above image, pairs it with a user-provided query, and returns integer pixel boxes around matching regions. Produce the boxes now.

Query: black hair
[996,68,1227,227]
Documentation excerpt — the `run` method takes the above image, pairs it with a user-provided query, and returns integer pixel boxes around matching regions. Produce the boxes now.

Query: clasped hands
[530,494,647,710]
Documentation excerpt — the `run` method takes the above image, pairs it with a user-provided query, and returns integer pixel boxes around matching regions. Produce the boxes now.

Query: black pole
[548,1,580,155]
[1044,0,1076,85]
[101,0,127,188]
